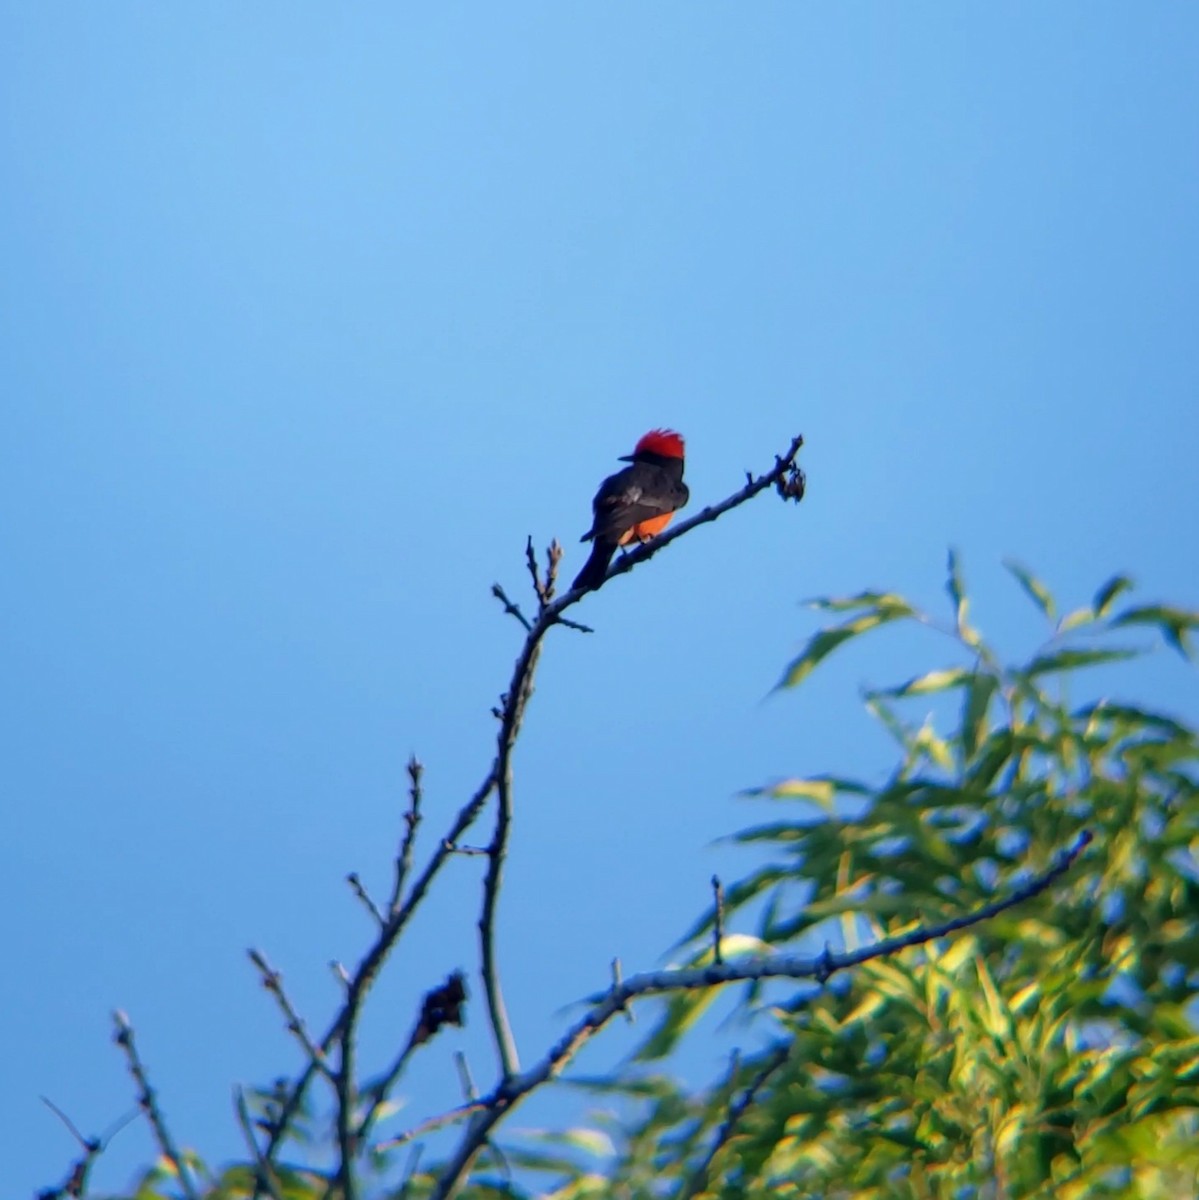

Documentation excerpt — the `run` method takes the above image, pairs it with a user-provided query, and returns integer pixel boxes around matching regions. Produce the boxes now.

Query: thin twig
[525,537,547,607]
[491,583,533,632]
[112,1010,200,1200]
[389,757,425,915]
[247,950,333,1080]
[375,1100,488,1153]
[479,706,523,1078]
[255,771,497,1178]
[429,830,1091,1199]
[40,1095,94,1151]
[611,958,633,1024]
[455,1050,479,1102]
[37,1098,137,1200]
[680,1043,790,1199]
[345,873,385,927]
[356,1035,421,1145]
[234,1088,286,1200]
[444,840,490,857]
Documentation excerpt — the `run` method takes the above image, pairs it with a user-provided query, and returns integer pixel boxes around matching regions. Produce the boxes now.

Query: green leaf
[945,549,983,648]
[878,666,973,698]
[776,601,915,690]
[1111,603,1199,659]
[757,777,835,809]
[1004,559,1057,621]
[1024,647,1140,677]
[1094,573,1135,617]
[966,729,1015,788]
[1057,607,1095,634]
[864,690,914,749]
[1073,701,1194,740]
[635,988,722,1061]
[742,774,872,803]
[805,590,909,613]
[961,671,998,759]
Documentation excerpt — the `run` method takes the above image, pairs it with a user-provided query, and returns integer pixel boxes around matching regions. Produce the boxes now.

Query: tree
[39,440,1198,1200]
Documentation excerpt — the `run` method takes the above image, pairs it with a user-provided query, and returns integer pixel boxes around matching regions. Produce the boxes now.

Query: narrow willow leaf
[944,548,983,648]
[913,719,954,770]
[1073,701,1193,739]
[843,991,889,1025]
[635,989,723,1061]
[1057,606,1095,634]
[879,666,973,698]
[1010,979,1043,1014]
[1024,647,1140,677]
[1003,559,1057,621]
[1094,573,1135,617]
[946,547,967,627]
[864,691,913,749]
[1111,603,1199,659]
[762,778,836,809]
[961,671,998,759]
[805,590,907,613]
[966,729,1015,788]
[742,774,872,801]
[776,603,915,690]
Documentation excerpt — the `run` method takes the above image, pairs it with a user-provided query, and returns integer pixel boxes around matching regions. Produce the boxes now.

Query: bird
[572,429,689,592]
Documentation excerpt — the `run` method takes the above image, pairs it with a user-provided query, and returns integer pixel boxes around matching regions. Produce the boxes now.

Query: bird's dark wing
[580,466,681,543]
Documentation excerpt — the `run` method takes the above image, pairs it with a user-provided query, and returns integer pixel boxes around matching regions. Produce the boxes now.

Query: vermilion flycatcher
[572,429,689,592]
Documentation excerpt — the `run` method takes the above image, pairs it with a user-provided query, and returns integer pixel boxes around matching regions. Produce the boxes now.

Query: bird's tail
[572,539,617,592]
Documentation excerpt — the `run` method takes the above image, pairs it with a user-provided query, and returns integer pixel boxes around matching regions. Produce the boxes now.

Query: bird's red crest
[633,428,685,459]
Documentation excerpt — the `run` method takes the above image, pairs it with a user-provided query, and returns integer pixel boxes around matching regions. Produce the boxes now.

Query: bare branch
[524,536,541,597]
[112,1010,200,1200]
[253,433,808,1189]
[443,840,489,857]
[479,696,522,1077]
[491,583,533,632]
[455,1050,479,1102]
[389,756,425,916]
[611,958,633,1025]
[375,1099,487,1153]
[255,771,496,1173]
[247,950,333,1081]
[334,1033,359,1200]
[429,830,1091,1199]
[345,873,385,927]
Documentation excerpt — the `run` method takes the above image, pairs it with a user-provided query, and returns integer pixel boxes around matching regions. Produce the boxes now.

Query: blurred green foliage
[510,556,1199,1200]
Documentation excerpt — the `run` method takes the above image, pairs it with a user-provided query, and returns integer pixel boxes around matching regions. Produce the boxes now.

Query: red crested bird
[572,429,690,592]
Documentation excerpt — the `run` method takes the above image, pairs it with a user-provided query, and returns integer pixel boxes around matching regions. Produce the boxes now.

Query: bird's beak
[618,454,635,462]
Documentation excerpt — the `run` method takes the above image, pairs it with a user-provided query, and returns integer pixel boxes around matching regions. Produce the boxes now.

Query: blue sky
[3,5,1197,1193]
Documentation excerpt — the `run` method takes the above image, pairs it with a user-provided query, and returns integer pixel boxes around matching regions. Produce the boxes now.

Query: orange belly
[618,512,675,546]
